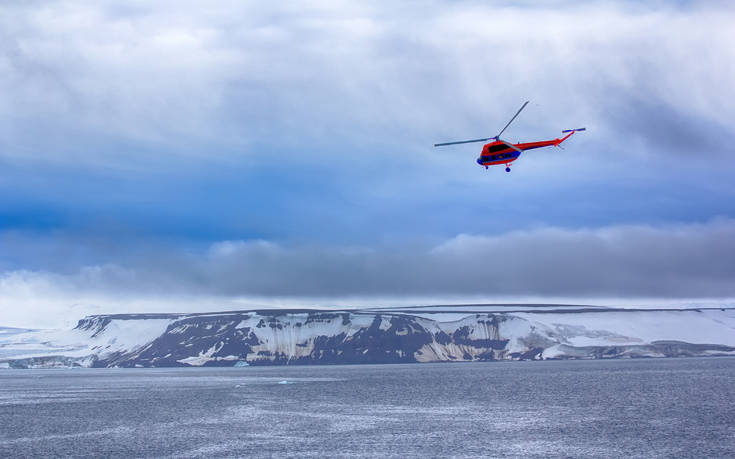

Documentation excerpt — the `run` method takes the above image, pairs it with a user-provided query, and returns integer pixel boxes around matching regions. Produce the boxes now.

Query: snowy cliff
[1,306,734,368]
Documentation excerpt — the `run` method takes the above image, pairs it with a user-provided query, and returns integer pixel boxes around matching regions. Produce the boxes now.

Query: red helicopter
[434,101,585,172]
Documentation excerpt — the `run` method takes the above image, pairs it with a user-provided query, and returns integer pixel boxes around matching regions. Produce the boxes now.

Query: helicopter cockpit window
[487,144,509,153]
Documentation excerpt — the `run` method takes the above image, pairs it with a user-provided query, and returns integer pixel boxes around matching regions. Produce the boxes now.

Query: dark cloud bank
[7,219,734,300]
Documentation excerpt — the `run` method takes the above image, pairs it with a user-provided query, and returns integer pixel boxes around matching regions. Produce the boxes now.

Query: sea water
[1,358,734,458]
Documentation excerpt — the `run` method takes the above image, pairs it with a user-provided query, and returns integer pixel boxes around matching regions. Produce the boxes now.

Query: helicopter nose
[476,157,483,165]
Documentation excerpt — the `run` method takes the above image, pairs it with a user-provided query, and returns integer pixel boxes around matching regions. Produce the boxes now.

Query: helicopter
[434,101,585,172]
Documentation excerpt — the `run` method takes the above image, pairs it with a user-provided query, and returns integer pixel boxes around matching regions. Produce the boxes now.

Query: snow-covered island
[1,305,734,368]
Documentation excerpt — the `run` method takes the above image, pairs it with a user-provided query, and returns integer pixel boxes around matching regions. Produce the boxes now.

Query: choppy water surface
[1,358,734,458]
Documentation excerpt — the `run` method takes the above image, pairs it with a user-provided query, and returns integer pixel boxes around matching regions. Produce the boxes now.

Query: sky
[1,1,735,328]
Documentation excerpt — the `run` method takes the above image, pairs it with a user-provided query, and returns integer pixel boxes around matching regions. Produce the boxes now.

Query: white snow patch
[515,309,735,346]
[0,318,173,361]
[378,316,392,331]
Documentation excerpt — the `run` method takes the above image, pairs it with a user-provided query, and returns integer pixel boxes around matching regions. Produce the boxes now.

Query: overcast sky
[2,1,735,327]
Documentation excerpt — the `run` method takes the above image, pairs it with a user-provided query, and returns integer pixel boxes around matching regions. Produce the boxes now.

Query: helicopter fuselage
[476,138,560,167]
[476,129,580,169]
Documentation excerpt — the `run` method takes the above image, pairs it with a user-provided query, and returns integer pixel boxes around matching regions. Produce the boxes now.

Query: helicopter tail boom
[555,127,586,146]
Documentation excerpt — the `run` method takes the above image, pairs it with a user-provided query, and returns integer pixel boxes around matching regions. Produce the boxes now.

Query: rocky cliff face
[2,307,735,368]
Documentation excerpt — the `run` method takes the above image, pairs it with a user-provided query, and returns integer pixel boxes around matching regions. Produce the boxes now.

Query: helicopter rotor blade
[434,100,530,148]
[499,139,523,153]
[496,100,529,139]
[434,137,494,147]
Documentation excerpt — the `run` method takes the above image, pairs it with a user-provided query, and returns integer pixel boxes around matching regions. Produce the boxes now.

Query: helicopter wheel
[485,166,488,170]
[505,166,511,173]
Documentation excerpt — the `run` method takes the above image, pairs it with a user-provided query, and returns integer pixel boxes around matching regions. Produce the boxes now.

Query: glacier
[1,306,734,368]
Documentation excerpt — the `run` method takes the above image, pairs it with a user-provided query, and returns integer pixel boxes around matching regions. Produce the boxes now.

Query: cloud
[2,2,735,327]
[2,1,734,244]
[198,218,735,298]
[2,218,735,327]
[2,1,734,166]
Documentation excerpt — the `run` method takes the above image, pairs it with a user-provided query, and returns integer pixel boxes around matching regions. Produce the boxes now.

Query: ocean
[1,358,734,458]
